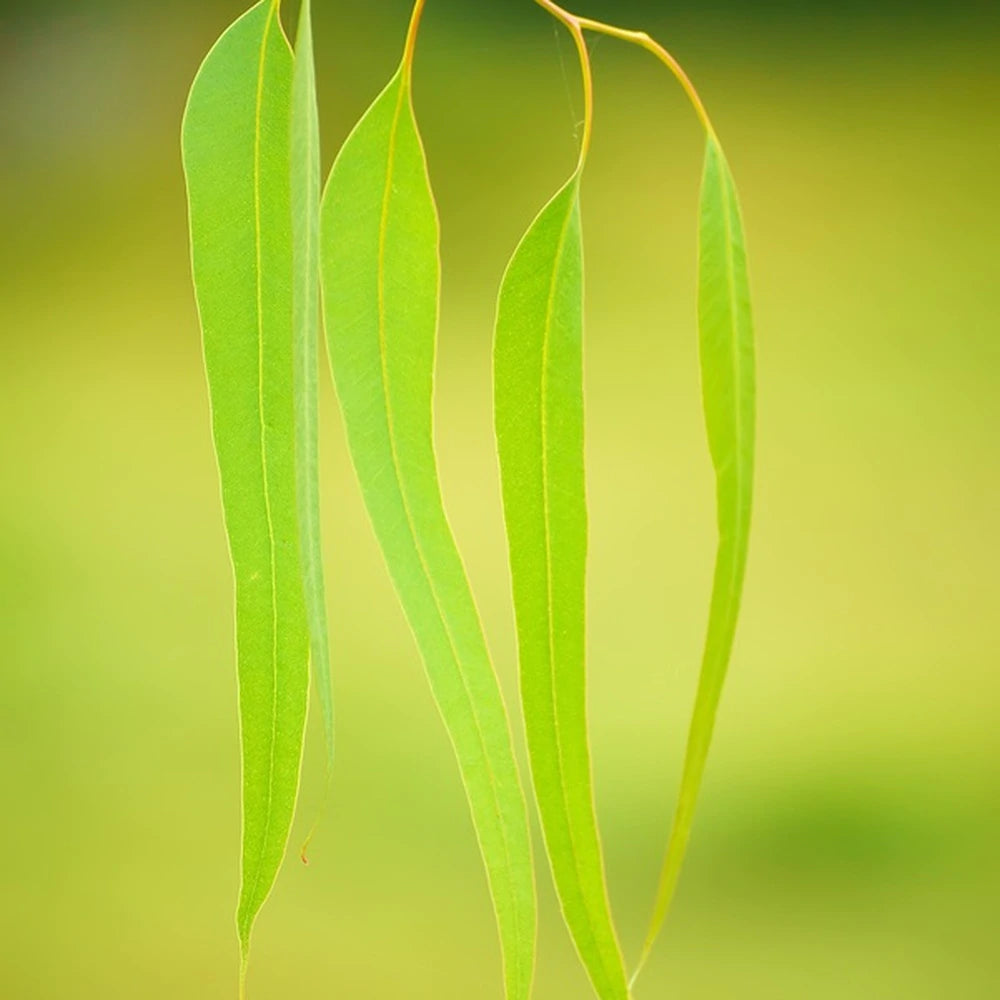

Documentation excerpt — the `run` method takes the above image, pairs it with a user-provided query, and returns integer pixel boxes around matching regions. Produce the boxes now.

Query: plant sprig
[182,1,756,994]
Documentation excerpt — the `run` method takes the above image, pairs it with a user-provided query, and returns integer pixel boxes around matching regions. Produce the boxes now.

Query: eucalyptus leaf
[181,0,309,983]
[291,0,335,855]
[635,133,756,975]
[494,175,630,1000]
[319,63,536,1000]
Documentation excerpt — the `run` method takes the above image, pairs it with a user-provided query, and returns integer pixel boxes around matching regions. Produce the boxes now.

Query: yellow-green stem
[537,0,716,138]
[403,0,427,81]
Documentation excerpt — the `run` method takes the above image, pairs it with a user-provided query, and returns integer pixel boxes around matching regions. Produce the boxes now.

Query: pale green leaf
[291,0,335,852]
[319,66,536,1000]
[181,0,309,982]
[494,175,630,1000]
[634,133,756,977]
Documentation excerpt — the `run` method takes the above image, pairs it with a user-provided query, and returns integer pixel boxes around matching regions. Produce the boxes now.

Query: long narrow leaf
[494,175,630,1000]
[181,0,309,983]
[290,0,335,852]
[319,63,536,1000]
[635,133,756,975]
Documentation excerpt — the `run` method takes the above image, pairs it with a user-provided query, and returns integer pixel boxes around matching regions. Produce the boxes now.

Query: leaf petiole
[533,0,594,166]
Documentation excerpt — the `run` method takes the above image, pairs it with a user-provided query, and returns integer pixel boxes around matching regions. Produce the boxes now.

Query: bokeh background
[2,0,998,996]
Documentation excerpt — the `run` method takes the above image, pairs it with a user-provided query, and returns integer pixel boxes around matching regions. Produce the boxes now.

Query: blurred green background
[1,0,998,996]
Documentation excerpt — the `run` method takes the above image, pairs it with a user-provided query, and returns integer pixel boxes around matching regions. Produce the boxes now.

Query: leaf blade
[494,176,630,1000]
[635,133,756,973]
[290,0,335,853]
[319,68,536,1000]
[181,0,309,975]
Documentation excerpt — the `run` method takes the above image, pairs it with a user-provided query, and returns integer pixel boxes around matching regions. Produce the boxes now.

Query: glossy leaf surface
[494,175,630,1000]
[181,0,309,975]
[319,66,536,1000]
[636,133,756,971]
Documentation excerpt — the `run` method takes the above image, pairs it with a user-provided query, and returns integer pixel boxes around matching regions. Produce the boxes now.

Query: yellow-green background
[1,1,997,996]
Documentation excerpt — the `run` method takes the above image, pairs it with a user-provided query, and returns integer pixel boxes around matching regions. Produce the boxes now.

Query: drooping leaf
[181,0,309,983]
[318,63,536,1000]
[494,175,630,1000]
[290,0,335,856]
[634,133,756,976]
